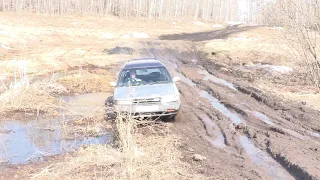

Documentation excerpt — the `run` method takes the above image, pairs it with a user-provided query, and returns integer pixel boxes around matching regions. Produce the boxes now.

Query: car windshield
[118,67,172,87]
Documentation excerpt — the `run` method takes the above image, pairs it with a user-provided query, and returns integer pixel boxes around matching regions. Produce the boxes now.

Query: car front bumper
[114,101,180,117]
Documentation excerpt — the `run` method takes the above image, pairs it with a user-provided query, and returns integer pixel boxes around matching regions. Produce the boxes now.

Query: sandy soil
[1,13,320,180]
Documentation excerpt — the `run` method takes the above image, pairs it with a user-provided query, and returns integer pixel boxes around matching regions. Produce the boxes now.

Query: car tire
[163,114,177,122]
[105,96,116,121]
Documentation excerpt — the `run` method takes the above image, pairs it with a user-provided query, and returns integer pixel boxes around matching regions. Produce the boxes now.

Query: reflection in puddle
[0,117,113,164]
[198,69,237,91]
[240,135,294,180]
[200,91,242,125]
[199,114,226,148]
[252,111,275,126]
[0,93,113,165]
[307,131,320,138]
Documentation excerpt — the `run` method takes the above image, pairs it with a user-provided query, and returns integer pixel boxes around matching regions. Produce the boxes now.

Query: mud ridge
[266,145,316,180]
[224,103,248,117]
[269,127,286,135]
[236,86,265,103]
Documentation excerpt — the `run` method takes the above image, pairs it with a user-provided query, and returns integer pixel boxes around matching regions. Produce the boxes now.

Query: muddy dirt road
[138,38,320,179]
[0,14,319,179]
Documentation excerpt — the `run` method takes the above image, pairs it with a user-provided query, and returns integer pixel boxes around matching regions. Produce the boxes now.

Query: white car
[106,58,181,120]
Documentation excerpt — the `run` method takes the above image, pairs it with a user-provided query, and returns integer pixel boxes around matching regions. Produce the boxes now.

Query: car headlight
[115,100,132,105]
[161,95,180,103]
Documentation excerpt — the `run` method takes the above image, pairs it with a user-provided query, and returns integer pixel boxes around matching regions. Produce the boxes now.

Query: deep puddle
[199,114,226,149]
[198,69,237,91]
[240,135,294,180]
[0,93,113,165]
[200,91,242,125]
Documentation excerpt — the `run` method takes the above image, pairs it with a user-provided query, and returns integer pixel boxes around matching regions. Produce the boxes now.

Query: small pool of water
[199,114,226,149]
[198,69,237,91]
[240,135,294,180]
[0,93,113,165]
[252,111,275,126]
[200,91,242,125]
[307,130,320,138]
[0,116,113,165]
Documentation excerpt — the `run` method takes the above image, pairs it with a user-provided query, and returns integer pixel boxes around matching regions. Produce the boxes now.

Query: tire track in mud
[161,60,296,179]
[125,40,319,179]
[160,47,317,179]
[196,65,320,180]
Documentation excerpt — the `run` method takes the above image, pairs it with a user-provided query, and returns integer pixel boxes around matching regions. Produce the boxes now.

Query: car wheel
[163,114,176,122]
[105,96,116,120]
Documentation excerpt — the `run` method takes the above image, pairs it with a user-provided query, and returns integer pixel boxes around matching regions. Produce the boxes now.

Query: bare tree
[261,0,320,90]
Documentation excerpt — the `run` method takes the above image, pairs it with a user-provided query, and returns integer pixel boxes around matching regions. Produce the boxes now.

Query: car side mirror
[172,77,180,82]
[109,82,116,87]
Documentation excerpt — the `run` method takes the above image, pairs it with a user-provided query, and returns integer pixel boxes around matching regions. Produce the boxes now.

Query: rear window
[136,68,160,75]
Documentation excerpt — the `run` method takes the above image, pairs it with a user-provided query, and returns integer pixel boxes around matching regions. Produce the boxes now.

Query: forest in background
[1,0,320,87]
[0,0,262,22]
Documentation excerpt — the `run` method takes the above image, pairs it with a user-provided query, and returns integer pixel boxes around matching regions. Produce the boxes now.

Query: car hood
[114,83,178,100]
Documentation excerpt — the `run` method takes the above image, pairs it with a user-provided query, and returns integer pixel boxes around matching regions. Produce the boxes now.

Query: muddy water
[0,117,112,164]
[177,70,241,125]
[176,70,242,125]
[199,90,293,179]
[307,131,320,138]
[0,93,113,165]
[200,91,242,125]
[198,69,237,91]
[199,114,226,149]
[252,111,275,126]
[239,136,295,180]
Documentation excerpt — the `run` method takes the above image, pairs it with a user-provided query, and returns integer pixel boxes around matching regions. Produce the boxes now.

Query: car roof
[122,58,165,69]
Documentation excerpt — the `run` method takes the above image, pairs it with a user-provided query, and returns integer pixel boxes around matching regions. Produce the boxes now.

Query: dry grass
[57,72,114,94]
[32,113,204,180]
[31,145,122,180]
[0,64,72,114]
[61,114,111,140]
[0,82,60,114]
